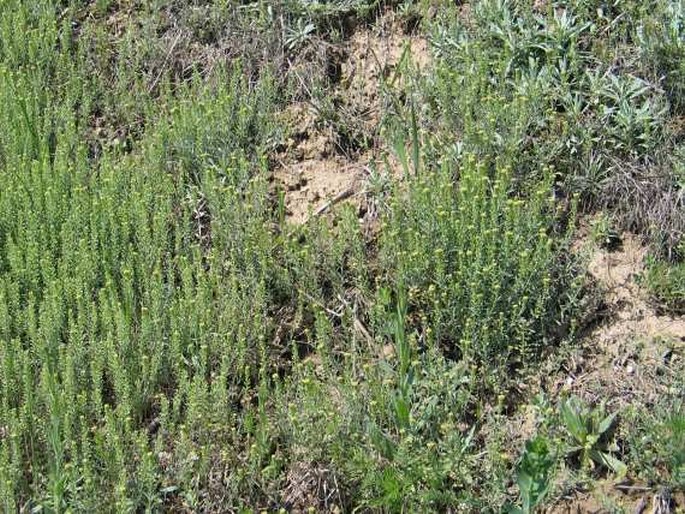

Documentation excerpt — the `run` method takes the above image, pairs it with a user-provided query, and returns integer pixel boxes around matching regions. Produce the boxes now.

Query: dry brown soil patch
[558,233,685,406]
[272,12,430,223]
[542,230,684,513]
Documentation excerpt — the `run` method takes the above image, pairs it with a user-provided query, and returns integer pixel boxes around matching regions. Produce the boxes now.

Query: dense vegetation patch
[0,0,682,512]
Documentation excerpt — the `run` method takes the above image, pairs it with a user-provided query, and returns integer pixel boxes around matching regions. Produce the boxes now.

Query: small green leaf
[561,398,587,442]
[590,450,627,477]
[597,411,618,437]
[516,436,555,513]
[393,395,410,428]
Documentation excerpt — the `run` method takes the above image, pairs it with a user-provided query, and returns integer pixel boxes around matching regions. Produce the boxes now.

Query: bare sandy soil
[273,12,430,223]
